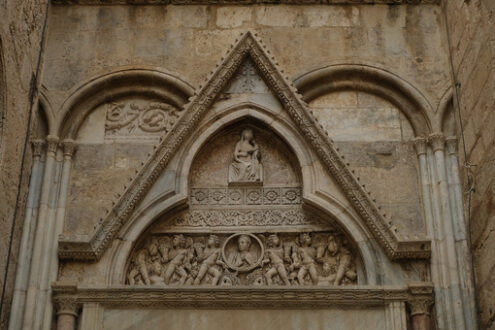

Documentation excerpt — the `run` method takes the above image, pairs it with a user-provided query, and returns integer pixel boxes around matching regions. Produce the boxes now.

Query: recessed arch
[293,64,434,137]
[55,67,195,139]
[106,102,381,286]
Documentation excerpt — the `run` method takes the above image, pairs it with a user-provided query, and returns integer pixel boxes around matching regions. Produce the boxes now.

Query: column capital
[61,139,78,158]
[445,136,458,155]
[407,282,434,316]
[412,137,428,156]
[54,297,79,317]
[428,133,446,152]
[45,135,60,155]
[31,139,45,158]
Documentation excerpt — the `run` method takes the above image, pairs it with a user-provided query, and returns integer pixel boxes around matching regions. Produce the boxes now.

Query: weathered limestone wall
[0,0,48,328]
[443,1,495,328]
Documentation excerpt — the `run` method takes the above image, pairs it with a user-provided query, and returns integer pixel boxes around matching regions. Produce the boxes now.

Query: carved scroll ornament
[126,231,357,287]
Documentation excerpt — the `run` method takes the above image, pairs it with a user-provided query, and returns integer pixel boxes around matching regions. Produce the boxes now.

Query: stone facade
[443,1,495,329]
[0,0,48,328]
[0,1,492,330]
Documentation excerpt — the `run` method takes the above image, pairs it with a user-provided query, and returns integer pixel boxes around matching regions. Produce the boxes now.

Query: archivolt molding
[58,32,430,262]
[293,64,434,136]
[55,67,194,139]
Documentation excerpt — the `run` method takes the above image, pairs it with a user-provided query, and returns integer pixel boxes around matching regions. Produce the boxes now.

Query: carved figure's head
[327,234,340,256]
[299,233,312,246]
[148,237,159,255]
[322,262,332,276]
[207,234,220,248]
[172,234,186,248]
[238,234,252,252]
[267,234,280,247]
[241,128,254,142]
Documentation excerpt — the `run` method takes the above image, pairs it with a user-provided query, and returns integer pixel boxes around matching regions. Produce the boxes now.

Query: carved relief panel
[126,123,360,287]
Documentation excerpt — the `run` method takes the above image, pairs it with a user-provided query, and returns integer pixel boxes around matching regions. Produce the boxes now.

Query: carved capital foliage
[428,133,445,152]
[407,282,434,316]
[412,137,427,156]
[61,139,78,158]
[31,139,45,158]
[58,32,430,262]
[45,135,60,155]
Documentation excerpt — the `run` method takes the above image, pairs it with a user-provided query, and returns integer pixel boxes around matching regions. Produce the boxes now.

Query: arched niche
[120,119,367,288]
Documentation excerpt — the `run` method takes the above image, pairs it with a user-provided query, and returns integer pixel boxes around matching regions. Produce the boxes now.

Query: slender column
[428,133,465,330]
[41,139,77,330]
[445,137,477,329]
[407,283,434,330]
[22,135,59,330]
[8,140,45,330]
[55,298,79,330]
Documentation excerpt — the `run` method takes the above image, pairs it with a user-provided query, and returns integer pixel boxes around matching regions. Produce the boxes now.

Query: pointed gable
[59,32,430,261]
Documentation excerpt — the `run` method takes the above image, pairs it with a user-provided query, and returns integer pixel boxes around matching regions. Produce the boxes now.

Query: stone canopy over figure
[229,128,263,184]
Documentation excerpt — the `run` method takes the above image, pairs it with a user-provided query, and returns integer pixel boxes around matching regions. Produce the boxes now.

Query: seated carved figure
[262,234,291,286]
[127,237,160,285]
[194,235,224,285]
[228,129,263,184]
[317,235,357,286]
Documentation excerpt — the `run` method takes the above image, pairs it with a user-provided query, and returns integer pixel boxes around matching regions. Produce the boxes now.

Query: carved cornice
[52,283,435,309]
[52,0,440,5]
[428,133,445,152]
[31,139,46,158]
[58,32,430,261]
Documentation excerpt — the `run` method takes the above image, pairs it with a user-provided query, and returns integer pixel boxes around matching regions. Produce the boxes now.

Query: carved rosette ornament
[126,231,358,287]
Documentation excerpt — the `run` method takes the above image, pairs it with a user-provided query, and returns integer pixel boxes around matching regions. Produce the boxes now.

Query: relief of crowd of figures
[127,232,357,287]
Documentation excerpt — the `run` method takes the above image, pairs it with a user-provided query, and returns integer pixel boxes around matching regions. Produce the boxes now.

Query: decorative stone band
[52,282,434,309]
[58,32,430,262]
[52,0,440,5]
[31,139,46,158]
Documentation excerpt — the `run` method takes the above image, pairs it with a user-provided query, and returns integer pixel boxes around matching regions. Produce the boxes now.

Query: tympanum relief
[126,231,357,287]
[126,125,358,287]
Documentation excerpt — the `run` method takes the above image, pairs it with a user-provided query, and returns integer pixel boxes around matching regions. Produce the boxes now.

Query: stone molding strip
[58,32,430,261]
[52,282,434,309]
[52,0,439,5]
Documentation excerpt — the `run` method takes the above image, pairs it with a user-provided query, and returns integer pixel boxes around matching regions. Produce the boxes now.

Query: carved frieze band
[170,208,307,227]
[190,187,301,206]
[58,32,430,261]
[126,231,357,287]
[53,0,439,5]
[52,283,434,309]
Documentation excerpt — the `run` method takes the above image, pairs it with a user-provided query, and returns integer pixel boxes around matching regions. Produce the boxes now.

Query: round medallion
[221,233,264,272]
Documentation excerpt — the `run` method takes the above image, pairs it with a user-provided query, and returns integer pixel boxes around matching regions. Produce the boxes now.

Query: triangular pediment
[59,32,430,261]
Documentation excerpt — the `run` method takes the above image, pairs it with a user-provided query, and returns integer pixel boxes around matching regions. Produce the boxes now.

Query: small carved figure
[163,234,193,285]
[292,233,319,285]
[194,235,224,285]
[262,234,291,286]
[333,238,357,286]
[228,129,263,183]
[127,237,160,285]
[228,234,258,269]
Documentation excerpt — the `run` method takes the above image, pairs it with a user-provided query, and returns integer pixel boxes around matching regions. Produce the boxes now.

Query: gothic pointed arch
[58,31,430,264]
